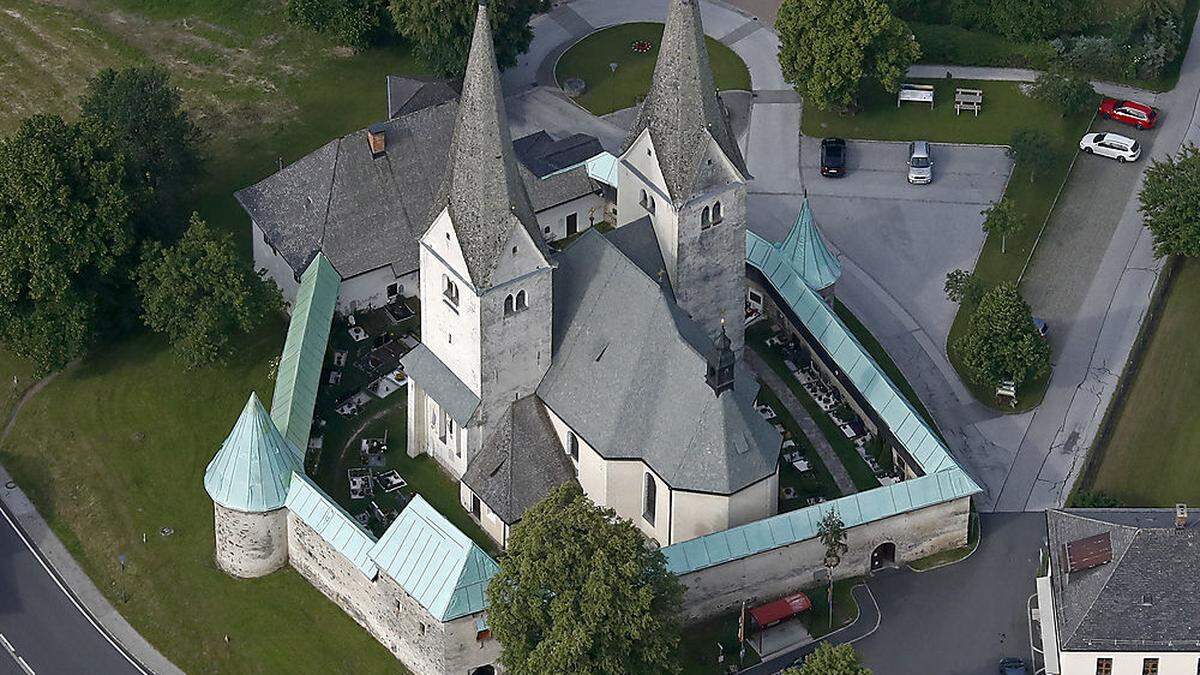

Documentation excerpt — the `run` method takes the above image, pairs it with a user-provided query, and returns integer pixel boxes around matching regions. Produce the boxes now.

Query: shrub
[1070,490,1123,507]
[1026,71,1097,117]
[1053,35,1131,80]
[286,0,392,49]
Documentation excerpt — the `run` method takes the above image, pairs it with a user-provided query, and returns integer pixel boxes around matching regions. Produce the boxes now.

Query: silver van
[907,141,933,184]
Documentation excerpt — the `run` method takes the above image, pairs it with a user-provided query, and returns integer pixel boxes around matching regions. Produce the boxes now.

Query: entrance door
[566,212,578,236]
[871,542,896,571]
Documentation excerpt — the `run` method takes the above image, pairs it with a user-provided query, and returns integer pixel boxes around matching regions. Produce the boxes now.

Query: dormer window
[443,275,459,310]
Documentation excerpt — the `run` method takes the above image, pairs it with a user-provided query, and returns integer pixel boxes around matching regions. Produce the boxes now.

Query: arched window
[642,472,656,525]
[701,206,711,229]
[713,201,723,224]
[504,294,514,316]
[649,195,656,214]
[443,276,459,307]
[567,432,579,461]
[516,290,527,311]
[639,189,648,207]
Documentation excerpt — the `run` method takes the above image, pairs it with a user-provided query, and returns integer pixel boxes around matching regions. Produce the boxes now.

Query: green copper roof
[271,254,340,449]
[368,495,499,621]
[776,197,842,291]
[204,392,305,512]
[285,473,379,578]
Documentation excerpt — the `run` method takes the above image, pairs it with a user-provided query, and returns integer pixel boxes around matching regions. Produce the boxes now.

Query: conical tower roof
[777,197,842,291]
[435,0,548,289]
[623,0,749,202]
[204,392,305,512]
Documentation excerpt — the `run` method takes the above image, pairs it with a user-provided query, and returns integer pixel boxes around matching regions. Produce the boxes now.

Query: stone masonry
[213,503,288,578]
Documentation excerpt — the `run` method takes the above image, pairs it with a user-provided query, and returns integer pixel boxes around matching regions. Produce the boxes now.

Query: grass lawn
[910,22,1055,70]
[679,609,761,674]
[907,511,979,571]
[756,384,842,508]
[554,22,751,115]
[798,577,861,639]
[1082,259,1200,506]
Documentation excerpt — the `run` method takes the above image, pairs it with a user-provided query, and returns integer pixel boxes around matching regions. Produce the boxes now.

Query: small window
[1143,658,1159,675]
[443,276,459,308]
[649,196,656,213]
[642,472,656,526]
[639,189,648,207]
[512,246,517,256]
[567,432,579,461]
[1095,658,1112,675]
[701,206,711,229]
[386,282,399,298]
[516,290,527,311]
[713,201,723,224]
[504,295,514,316]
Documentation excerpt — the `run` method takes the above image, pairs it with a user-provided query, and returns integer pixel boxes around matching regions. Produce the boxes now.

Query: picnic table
[897,83,934,109]
[955,87,983,116]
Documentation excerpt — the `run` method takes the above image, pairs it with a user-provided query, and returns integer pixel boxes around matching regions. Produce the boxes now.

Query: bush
[1026,71,1097,117]
[1052,35,1131,80]
[1070,490,1123,507]
[910,22,1055,67]
[286,0,392,49]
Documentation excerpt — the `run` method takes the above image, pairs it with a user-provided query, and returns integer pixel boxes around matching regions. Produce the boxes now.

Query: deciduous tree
[980,197,1023,254]
[784,642,871,675]
[1139,143,1200,258]
[1026,71,1096,117]
[486,484,684,675]
[0,115,135,373]
[952,282,1050,388]
[817,507,849,630]
[1009,128,1057,184]
[944,269,985,306]
[389,0,540,77]
[286,0,393,48]
[138,215,281,368]
[776,0,921,110]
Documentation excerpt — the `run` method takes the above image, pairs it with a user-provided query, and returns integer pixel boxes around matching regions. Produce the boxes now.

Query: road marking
[0,501,150,674]
[1,632,37,675]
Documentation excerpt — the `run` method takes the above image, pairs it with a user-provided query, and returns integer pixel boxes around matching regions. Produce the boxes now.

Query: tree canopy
[486,484,684,675]
[389,0,541,77]
[953,282,1050,388]
[980,197,1023,254]
[1009,128,1057,184]
[944,269,985,306]
[138,215,281,368]
[784,642,872,675]
[286,0,393,48]
[1026,71,1096,117]
[777,0,921,110]
[0,115,135,373]
[1139,143,1200,258]
[80,66,203,244]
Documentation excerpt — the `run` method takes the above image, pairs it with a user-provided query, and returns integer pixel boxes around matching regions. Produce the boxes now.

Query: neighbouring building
[1037,507,1199,675]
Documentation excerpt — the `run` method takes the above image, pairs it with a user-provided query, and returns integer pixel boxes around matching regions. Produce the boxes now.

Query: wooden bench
[955,87,983,116]
[897,83,934,109]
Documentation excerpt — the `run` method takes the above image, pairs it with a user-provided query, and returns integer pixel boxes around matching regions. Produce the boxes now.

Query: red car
[1099,98,1158,129]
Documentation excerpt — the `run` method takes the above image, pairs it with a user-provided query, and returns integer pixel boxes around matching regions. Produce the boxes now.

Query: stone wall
[677,497,971,620]
[213,504,288,578]
[286,512,500,675]
[674,180,747,355]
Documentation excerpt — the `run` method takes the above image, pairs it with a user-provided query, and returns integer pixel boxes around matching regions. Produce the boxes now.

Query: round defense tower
[204,392,305,578]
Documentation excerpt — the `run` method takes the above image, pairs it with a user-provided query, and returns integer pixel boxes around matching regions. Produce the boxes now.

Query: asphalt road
[0,500,146,675]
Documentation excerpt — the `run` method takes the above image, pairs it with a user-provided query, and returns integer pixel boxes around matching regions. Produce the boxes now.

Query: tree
[776,0,921,110]
[980,197,1023,254]
[1009,128,1057,184]
[389,0,540,77]
[784,642,871,675]
[79,66,203,244]
[486,484,684,675]
[138,215,281,368]
[987,0,1093,41]
[286,0,393,48]
[1139,143,1200,258]
[1026,71,1096,117]
[817,507,848,630]
[944,269,985,306]
[0,115,135,373]
[952,282,1051,388]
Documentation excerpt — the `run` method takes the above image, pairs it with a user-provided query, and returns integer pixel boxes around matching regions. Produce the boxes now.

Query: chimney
[367,123,387,158]
[1176,503,1188,529]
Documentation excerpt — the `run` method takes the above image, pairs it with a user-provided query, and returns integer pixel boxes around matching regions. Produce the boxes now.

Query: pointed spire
[437,0,546,289]
[777,197,842,291]
[624,0,749,201]
[204,392,305,512]
[706,319,736,396]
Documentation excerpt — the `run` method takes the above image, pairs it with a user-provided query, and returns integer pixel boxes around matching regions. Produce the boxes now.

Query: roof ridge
[318,139,342,266]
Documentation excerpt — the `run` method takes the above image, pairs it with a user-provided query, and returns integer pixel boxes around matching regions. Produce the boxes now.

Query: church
[400,0,781,548]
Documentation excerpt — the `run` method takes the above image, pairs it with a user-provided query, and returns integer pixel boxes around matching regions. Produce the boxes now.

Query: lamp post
[609,62,619,114]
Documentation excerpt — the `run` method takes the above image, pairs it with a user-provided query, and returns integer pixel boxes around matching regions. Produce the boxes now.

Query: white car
[1079,132,1141,163]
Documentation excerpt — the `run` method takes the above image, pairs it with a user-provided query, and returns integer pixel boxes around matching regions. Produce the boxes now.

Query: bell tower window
[713,201,723,224]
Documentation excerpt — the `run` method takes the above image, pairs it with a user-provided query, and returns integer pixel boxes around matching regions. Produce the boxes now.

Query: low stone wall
[213,504,288,578]
[286,512,499,675]
[678,497,970,620]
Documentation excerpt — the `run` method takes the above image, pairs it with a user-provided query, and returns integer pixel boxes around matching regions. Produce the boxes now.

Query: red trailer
[749,592,812,629]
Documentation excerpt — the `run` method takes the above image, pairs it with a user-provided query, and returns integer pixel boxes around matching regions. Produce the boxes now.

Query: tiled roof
[386,75,457,119]
[776,198,842,291]
[623,0,748,202]
[400,343,480,427]
[368,495,499,621]
[204,392,305,512]
[270,254,340,450]
[285,473,379,578]
[513,131,605,178]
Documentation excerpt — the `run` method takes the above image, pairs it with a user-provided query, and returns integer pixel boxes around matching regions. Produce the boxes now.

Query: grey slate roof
[433,1,549,289]
[1047,508,1200,652]
[400,344,480,426]
[513,131,605,178]
[624,0,749,203]
[519,163,598,213]
[605,215,674,301]
[537,229,780,494]
[460,396,577,525]
[386,75,457,119]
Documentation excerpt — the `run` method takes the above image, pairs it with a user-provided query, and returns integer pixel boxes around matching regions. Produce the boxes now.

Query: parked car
[1079,132,1141,163]
[820,137,847,177]
[1032,316,1049,339]
[1099,97,1158,130]
[907,140,933,184]
[999,657,1028,675]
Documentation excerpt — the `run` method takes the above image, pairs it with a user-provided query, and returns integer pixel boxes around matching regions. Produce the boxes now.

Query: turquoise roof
[285,473,379,578]
[776,197,842,291]
[659,232,983,575]
[543,150,619,189]
[204,392,305,512]
[271,254,340,450]
[368,495,499,621]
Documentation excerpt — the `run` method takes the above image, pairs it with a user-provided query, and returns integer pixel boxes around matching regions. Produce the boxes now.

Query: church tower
[411,0,553,477]
[616,0,751,354]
